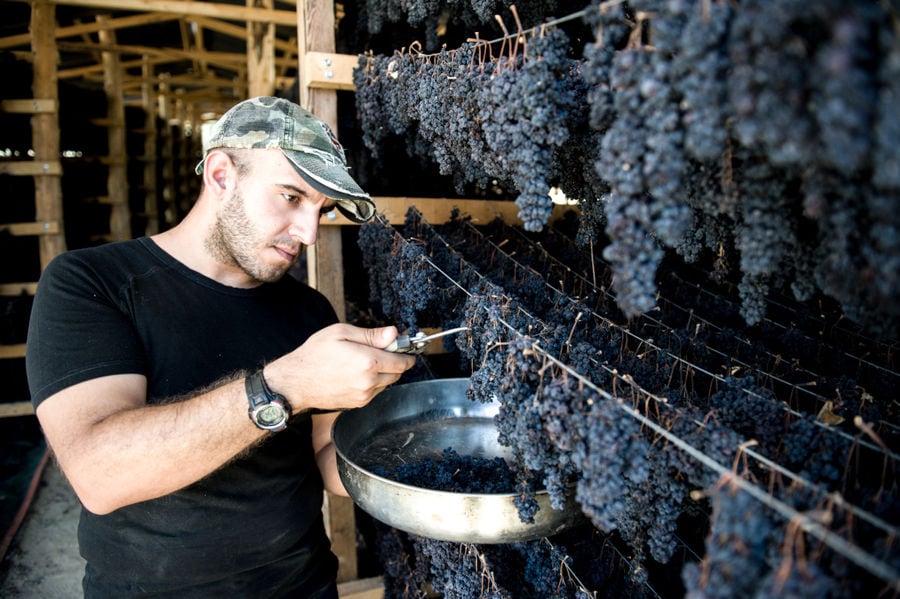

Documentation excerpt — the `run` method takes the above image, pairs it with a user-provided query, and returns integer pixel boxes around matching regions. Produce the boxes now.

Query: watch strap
[245,369,291,431]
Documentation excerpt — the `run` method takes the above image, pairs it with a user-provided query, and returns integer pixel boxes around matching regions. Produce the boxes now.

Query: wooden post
[98,15,130,241]
[141,56,159,235]
[157,73,177,227]
[30,0,66,266]
[297,0,357,584]
[246,0,276,96]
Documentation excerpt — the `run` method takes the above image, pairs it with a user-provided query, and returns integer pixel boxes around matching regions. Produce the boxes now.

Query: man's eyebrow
[276,183,310,196]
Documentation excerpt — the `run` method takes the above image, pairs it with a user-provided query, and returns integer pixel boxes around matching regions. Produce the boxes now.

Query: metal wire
[455,218,899,460]
[366,210,900,590]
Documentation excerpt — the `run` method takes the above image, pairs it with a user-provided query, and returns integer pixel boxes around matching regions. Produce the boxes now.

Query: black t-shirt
[26,237,340,597]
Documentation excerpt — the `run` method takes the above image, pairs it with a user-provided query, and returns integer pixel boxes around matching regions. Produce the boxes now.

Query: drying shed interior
[1,1,899,597]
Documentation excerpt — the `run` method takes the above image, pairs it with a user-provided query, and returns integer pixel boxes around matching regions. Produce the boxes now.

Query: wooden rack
[0,2,65,419]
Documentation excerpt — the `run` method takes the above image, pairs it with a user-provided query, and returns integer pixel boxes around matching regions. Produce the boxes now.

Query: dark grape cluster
[682,477,778,599]
[361,0,562,50]
[479,29,576,231]
[709,376,786,458]
[590,37,692,317]
[355,0,900,333]
[671,1,733,162]
[375,447,516,493]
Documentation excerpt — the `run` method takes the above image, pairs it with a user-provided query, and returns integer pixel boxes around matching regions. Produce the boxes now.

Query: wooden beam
[189,16,296,53]
[319,197,577,227]
[0,401,34,418]
[56,41,296,80]
[30,2,67,275]
[0,161,63,176]
[246,0,276,96]
[57,41,257,65]
[98,15,131,242]
[0,345,27,359]
[142,56,160,235]
[298,0,358,584]
[303,51,355,90]
[0,221,62,236]
[60,55,171,79]
[177,12,201,77]
[46,0,298,26]
[123,72,239,90]
[336,576,384,599]
[0,283,39,296]
[0,99,58,113]
[0,13,180,50]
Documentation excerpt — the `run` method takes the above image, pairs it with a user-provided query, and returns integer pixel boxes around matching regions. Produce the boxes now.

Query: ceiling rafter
[1,0,302,125]
[0,12,180,49]
[48,0,297,26]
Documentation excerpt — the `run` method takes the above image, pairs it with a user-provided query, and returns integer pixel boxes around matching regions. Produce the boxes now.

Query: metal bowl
[332,378,584,543]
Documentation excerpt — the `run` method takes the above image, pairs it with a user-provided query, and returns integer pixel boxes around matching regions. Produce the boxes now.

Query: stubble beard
[205,186,294,284]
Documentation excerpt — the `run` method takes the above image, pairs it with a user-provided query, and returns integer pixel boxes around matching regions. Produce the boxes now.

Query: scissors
[385,326,469,354]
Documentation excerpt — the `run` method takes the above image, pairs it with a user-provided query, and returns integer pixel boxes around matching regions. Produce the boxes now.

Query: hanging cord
[456,218,899,461]
[394,4,596,65]
[512,335,900,592]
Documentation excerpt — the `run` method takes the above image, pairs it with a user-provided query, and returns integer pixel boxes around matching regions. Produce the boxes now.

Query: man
[25,96,416,597]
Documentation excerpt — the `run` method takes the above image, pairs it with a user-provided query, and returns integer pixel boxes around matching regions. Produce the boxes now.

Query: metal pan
[332,378,584,543]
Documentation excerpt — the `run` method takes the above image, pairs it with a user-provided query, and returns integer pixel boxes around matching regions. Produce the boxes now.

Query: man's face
[206,149,335,285]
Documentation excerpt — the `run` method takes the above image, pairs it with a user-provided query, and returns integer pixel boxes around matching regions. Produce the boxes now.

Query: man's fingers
[320,323,413,375]
[335,323,398,349]
[370,325,399,349]
[379,353,416,375]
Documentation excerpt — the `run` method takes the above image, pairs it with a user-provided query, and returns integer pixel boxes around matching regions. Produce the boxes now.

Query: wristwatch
[245,369,291,432]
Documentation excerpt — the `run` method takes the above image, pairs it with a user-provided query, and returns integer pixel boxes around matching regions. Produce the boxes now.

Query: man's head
[196,96,375,223]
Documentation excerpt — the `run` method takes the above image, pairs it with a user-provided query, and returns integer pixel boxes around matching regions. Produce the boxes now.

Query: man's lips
[274,246,298,261]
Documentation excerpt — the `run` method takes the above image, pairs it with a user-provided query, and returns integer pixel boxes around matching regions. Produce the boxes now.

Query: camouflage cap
[195,96,375,223]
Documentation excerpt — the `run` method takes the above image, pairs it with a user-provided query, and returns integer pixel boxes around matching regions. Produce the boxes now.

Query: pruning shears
[385,326,469,355]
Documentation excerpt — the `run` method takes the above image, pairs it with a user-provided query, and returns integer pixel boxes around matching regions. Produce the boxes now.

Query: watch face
[256,404,287,427]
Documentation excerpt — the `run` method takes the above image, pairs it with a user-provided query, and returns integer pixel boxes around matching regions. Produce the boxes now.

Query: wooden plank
[32,0,67,268]
[57,40,265,67]
[299,0,358,585]
[0,283,38,296]
[99,15,132,242]
[0,13,180,50]
[87,195,127,205]
[0,402,34,418]
[45,0,298,26]
[246,0,276,96]
[142,56,160,235]
[0,221,61,236]
[319,196,577,227]
[190,16,296,54]
[0,99,57,114]
[0,345,27,359]
[337,576,384,599]
[61,55,171,79]
[0,161,63,176]
[304,51,356,90]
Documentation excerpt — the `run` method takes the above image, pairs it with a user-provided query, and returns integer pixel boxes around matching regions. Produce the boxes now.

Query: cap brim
[282,150,375,223]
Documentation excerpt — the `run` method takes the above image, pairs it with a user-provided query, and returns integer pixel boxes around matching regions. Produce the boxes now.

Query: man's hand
[264,323,416,413]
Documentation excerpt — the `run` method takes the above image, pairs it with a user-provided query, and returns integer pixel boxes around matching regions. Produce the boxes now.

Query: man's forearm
[40,373,265,515]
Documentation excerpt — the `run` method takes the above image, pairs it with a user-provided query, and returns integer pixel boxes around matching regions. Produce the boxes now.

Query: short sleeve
[26,250,146,408]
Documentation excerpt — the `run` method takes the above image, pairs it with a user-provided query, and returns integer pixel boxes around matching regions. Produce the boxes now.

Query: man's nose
[288,206,320,246]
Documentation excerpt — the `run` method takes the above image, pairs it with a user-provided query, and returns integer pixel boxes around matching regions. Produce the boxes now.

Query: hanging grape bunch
[479,27,575,231]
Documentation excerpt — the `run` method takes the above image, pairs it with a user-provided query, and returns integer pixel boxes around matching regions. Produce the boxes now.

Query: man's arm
[36,372,259,515]
[35,323,413,515]
[311,412,347,496]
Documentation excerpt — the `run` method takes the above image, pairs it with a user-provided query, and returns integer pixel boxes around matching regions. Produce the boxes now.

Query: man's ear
[202,150,232,193]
